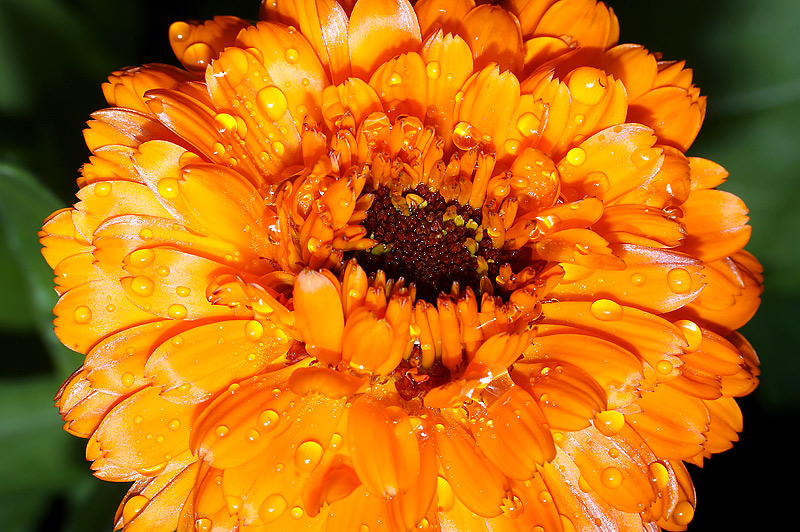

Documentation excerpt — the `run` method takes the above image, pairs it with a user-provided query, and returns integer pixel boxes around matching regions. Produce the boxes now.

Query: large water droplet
[568,67,606,106]
[648,461,669,491]
[565,146,587,166]
[214,113,238,135]
[94,182,112,197]
[590,299,623,321]
[426,61,440,79]
[168,304,187,320]
[258,409,279,430]
[284,48,299,64]
[594,410,625,435]
[672,500,695,526]
[260,493,288,523]
[129,248,155,268]
[256,86,289,122]
[452,121,480,150]
[600,466,623,489]
[130,276,155,297]
[73,306,92,324]
[194,517,212,532]
[294,440,323,472]
[245,320,264,341]
[182,42,214,71]
[666,267,692,294]
[122,495,149,524]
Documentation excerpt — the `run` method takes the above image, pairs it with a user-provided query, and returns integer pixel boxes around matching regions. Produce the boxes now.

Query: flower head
[42,0,762,530]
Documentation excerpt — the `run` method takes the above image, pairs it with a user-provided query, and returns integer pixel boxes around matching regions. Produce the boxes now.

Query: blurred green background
[0,0,795,530]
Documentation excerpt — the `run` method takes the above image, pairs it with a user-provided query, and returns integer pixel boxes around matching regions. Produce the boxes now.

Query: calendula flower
[41,0,762,530]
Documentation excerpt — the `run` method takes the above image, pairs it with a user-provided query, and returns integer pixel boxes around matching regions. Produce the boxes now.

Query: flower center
[344,184,528,303]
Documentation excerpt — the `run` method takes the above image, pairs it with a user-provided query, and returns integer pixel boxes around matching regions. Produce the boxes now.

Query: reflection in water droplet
[214,113,238,135]
[258,409,279,429]
[453,121,480,150]
[590,299,623,321]
[194,517,212,532]
[256,86,289,122]
[294,440,324,472]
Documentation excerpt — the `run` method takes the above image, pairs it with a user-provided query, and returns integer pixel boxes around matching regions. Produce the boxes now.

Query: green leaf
[0,163,76,378]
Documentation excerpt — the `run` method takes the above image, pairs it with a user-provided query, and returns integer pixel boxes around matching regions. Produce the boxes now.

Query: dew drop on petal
[426,61,440,79]
[590,299,623,321]
[675,319,702,352]
[168,418,181,431]
[215,425,229,438]
[122,495,149,524]
[73,306,92,324]
[601,466,623,489]
[256,86,289,122]
[568,67,606,106]
[290,506,304,519]
[245,320,264,341]
[583,171,609,195]
[182,42,214,70]
[436,476,455,511]
[225,495,243,514]
[139,228,153,240]
[246,428,261,443]
[121,372,135,388]
[214,113,238,135]
[272,141,285,157]
[129,249,155,268]
[560,514,577,532]
[648,461,669,491]
[195,518,212,532]
[566,147,587,166]
[260,493,288,523]
[388,72,402,86]
[452,121,480,150]
[630,272,647,287]
[95,182,112,197]
[656,359,673,375]
[294,440,323,472]
[169,21,191,43]
[673,500,695,526]
[516,112,539,136]
[666,267,692,294]
[130,276,155,297]
[176,286,191,298]
[594,410,625,435]
[330,432,342,449]
[168,304,187,320]
[284,48,299,64]
[258,409,279,429]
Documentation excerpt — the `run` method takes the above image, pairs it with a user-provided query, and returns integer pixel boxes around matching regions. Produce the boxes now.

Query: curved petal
[348,0,422,79]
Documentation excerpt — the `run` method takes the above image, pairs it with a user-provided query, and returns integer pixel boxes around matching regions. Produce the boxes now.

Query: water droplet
[600,466,623,489]
[260,493,288,523]
[244,320,264,341]
[568,67,606,106]
[632,147,653,168]
[168,304,187,320]
[672,500,695,526]
[195,517,212,532]
[630,272,647,286]
[134,415,143,424]
[168,418,181,431]
[573,113,585,125]
[290,506,304,519]
[256,86,288,122]
[294,440,323,472]
[426,61,440,79]
[138,228,153,240]
[214,113,238,135]
[171,335,184,348]
[130,276,155,297]
[359,525,370,532]
[675,319,702,352]
[182,42,215,70]
[666,267,692,294]
[284,48,299,64]
[129,248,155,268]
[258,409,279,429]
[330,433,342,449]
[583,171,609,195]
[436,476,455,511]
[387,72,402,86]
[215,425,229,438]
[157,265,170,277]
[538,490,552,505]
[590,299,623,321]
[225,495,243,514]
[271,141,285,157]
[122,495,149,524]
[578,474,593,493]
[169,21,191,43]
[452,121,480,150]
[176,286,191,298]
[648,461,669,491]
[73,306,92,324]
[656,359,673,375]
[560,514,577,532]
[594,410,625,435]
[504,138,520,154]
[565,146,587,166]
[246,428,261,443]
[94,182,112,197]
[500,494,523,518]
[121,372,135,388]
[516,112,539,136]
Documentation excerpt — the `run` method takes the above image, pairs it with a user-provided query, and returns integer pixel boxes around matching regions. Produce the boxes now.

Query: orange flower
[41,0,761,531]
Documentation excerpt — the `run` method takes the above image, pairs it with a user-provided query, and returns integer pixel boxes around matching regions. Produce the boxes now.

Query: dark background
[0,0,795,530]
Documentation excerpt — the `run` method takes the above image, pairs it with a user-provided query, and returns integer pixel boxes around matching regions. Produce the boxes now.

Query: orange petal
[459,4,524,75]
[592,205,685,248]
[534,0,619,54]
[629,86,705,151]
[470,385,555,479]
[260,0,352,84]
[288,365,369,398]
[600,44,657,101]
[347,397,421,498]
[293,269,345,365]
[527,325,643,409]
[455,65,520,152]
[92,386,194,478]
[552,245,705,314]
[678,189,751,262]
[348,0,422,79]
[414,0,475,37]
[688,156,728,191]
[321,77,383,130]
[102,64,196,115]
[369,52,428,120]
[169,16,251,73]
[434,417,509,517]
